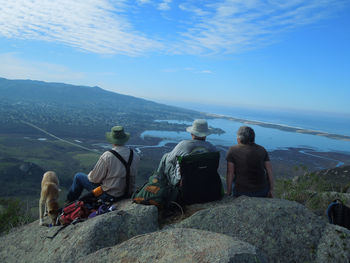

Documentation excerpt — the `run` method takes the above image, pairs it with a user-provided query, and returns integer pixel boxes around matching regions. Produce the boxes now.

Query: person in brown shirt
[226,126,274,197]
[66,126,140,202]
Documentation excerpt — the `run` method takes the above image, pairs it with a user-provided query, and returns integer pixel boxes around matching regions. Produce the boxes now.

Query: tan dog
[39,171,59,226]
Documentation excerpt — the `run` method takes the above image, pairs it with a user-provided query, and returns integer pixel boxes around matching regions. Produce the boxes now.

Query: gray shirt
[158,139,217,186]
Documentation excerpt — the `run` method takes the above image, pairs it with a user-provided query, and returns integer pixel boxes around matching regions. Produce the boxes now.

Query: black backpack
[327,199,350,230]
[177,151,223,205]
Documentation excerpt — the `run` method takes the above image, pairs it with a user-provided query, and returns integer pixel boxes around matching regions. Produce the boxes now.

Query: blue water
[142,118,350,154]
[167,103,350,137]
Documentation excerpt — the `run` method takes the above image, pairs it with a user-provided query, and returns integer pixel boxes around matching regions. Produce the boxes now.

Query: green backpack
[132,172,178,208]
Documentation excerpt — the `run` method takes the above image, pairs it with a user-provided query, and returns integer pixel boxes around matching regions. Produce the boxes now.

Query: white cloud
[175,0,347,55]
[137,0,152,4]
[162,67,213,74]
[200,70,213,74]
[0,0,161,56]
[158,0,173,11]
[0,0,347,56]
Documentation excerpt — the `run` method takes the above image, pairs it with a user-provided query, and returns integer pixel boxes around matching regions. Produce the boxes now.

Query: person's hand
[267,190,274,198]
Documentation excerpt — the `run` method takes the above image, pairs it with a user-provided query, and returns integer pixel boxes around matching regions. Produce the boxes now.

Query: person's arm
[88,155,107,184]
[226,161,235,195]
[264,161,274,198]
[166,141,186,165]
[129,151,140,194]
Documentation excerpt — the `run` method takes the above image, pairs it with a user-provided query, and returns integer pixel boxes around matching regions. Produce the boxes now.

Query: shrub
[0,198,34,235]
[275,172,331,213]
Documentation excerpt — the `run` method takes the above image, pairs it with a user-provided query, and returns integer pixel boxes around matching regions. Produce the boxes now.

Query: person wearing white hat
[156,119,217,186]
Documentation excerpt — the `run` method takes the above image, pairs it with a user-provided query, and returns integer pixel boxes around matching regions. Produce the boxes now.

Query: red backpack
[58,201,91,225]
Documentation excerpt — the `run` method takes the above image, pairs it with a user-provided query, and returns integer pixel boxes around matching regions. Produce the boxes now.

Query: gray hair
[237,126,255,144]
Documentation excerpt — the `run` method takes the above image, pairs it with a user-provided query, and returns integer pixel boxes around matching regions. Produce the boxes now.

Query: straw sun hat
[186,119,213,137]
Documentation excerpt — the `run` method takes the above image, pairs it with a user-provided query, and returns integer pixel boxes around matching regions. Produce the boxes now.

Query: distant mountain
[0,77,203,141]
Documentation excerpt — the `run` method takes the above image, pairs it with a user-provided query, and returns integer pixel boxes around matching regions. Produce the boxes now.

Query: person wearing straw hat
[66,126,140,202]
[157,119,217,186]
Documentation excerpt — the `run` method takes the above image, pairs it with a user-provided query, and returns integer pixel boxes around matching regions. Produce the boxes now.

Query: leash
[45,218,86,239]
[45,224,69,239]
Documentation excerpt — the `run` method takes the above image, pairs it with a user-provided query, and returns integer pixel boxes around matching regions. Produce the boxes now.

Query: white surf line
[21,121,99,153]
[206,113,350,141]
[299,150,345,167]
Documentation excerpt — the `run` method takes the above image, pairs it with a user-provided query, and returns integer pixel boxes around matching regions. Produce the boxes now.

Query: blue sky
[0,0,349,115]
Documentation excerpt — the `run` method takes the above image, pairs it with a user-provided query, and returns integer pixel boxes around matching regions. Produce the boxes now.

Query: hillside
[1,76,349,233]
[0,77,205,141]
[0,77,228,213]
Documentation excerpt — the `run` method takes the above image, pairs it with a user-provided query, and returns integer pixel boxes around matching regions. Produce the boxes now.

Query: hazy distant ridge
[0,77,203,141]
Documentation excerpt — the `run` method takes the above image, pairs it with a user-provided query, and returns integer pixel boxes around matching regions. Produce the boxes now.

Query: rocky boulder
[173,196,350,263]
[0,202,158,263]
[81,228,268,263]
[2,196,350,263]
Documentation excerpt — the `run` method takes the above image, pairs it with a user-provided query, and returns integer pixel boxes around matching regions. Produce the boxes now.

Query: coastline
[205,113,350,142]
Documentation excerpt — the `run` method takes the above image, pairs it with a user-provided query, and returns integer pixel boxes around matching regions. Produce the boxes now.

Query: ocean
[172,103,350,137]
[141,104,350,154]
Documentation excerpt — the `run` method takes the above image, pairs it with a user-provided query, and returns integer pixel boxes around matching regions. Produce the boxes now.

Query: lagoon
[142,118,350,154]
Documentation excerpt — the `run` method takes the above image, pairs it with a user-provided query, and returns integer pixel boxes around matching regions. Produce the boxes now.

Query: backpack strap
[109,149,134,199]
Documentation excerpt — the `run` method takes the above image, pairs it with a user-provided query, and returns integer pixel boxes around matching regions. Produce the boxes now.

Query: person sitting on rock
[226,126,274,197]
[66,126,140,202]
[156,119,217,186]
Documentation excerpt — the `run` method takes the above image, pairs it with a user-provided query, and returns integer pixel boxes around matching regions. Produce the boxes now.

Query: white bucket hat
[186,119,213,137]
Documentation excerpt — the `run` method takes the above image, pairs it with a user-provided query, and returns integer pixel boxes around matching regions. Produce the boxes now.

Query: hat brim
[106,132,130,145]
[186,126,213,137]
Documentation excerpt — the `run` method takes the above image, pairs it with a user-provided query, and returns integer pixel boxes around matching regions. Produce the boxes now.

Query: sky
[0,0,349,115]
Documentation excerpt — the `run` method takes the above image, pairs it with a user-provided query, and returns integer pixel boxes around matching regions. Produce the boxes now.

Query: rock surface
[81,228,268,263]
[316,224,350,262]
[173,196,350,263]
[1,196,350,263]
[0,202,158,263]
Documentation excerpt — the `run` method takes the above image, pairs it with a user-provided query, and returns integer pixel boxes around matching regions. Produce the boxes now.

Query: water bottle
[92,186,103,197]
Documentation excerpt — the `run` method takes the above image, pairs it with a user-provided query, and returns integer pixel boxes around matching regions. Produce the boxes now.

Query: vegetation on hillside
[275,166,350,215]
[0,77,214,141]
[0,198,34,235]
[1,77,349,234]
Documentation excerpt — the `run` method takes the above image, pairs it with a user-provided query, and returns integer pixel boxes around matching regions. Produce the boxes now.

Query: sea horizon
[140,102,350,154]
[159,101,350,137]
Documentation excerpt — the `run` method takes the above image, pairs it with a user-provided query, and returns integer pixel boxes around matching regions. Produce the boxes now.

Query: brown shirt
[88,146,140,197]
[226,143,269,192]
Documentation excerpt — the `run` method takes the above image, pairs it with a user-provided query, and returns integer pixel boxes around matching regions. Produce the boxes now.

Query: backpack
[327,199,350,230]
[132,172,178,208]
[177,151,223,205]
[58,201,91,225]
